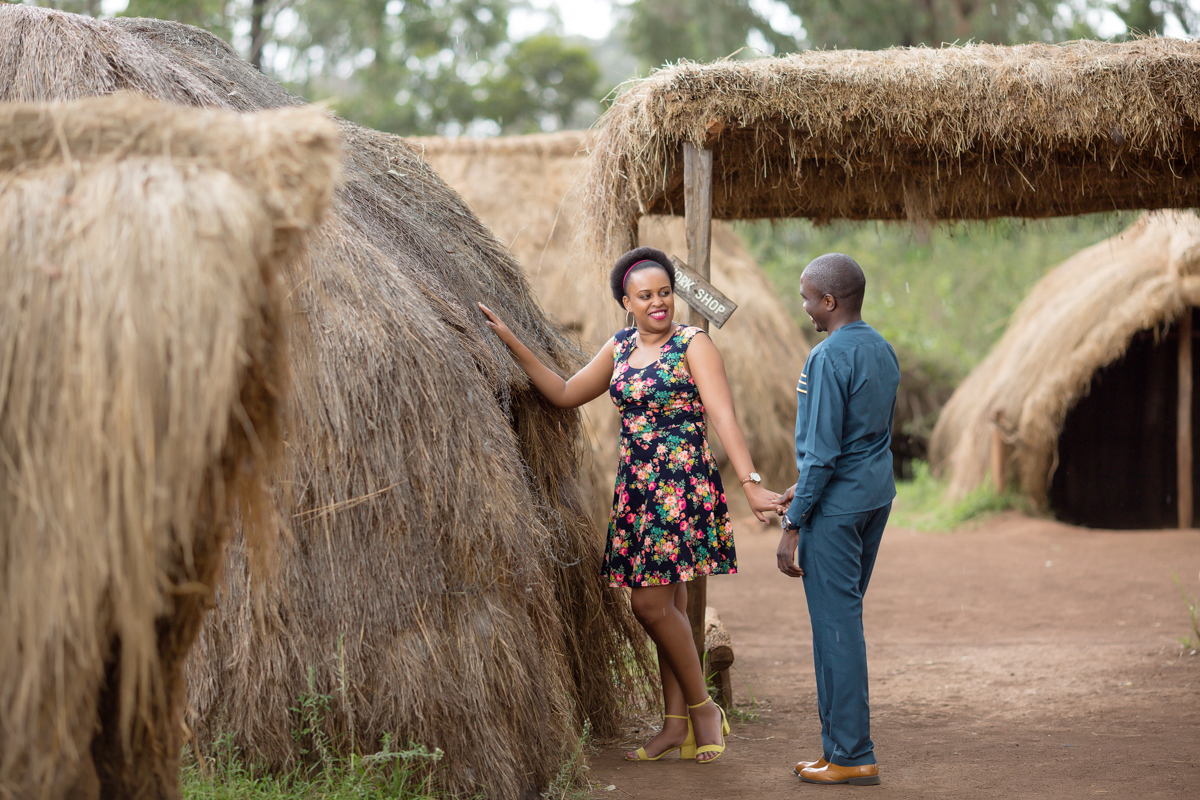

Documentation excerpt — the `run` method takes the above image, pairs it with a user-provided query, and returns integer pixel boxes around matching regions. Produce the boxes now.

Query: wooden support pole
[704,606,735,711]
[1179,310,1193,529]
[683,141,714,662]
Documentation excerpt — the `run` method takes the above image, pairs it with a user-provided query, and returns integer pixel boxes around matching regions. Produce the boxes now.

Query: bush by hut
[0,94,336,799]
[930,212,1200,529]
[417,132,811,517]
[0,7,649,798]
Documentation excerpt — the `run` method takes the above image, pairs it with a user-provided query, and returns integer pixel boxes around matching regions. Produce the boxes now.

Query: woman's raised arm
[479,303,614,409]
[685,331,781,522]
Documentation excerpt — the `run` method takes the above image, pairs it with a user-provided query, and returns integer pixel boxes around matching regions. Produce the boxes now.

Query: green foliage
[121,0,234,40]
[1173,572,1200,651]
[738,214,1138,380]
[1113,0,1200,37]
[184,675,445,800]
[181,735,445,800]
[479,33,601,133]
[623,0,800,67]
[890,461,1028,531]
[780,0,1103,49]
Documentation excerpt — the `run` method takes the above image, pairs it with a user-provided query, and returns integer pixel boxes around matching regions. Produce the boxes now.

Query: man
[775,253,899,786]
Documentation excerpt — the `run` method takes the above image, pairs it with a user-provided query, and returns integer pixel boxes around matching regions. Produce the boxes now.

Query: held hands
[772,483,797,517]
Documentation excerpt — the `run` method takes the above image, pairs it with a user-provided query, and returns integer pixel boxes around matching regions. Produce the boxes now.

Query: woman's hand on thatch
[478,302,516,347]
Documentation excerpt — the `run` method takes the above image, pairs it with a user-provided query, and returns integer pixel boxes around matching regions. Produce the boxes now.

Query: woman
[479,246,779,764]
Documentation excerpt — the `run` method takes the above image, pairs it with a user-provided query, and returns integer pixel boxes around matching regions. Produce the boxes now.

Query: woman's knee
[630,587,672,625]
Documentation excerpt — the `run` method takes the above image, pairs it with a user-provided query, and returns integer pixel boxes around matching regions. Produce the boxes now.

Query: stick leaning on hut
[0,94,338,800]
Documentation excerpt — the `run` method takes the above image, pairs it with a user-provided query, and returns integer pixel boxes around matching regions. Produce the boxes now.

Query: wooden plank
[683,141,714,663]
[682,143,713,331]
[1179,310,1193,529]
[669,255,738,328]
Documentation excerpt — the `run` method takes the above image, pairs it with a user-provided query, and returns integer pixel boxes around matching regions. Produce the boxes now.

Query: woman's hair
[610,246,675,304]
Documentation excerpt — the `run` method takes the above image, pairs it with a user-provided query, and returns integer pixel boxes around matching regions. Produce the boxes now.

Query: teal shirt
[785,320,899,526]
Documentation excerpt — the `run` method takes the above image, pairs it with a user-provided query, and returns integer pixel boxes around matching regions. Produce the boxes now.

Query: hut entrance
[1050,308,1200,529]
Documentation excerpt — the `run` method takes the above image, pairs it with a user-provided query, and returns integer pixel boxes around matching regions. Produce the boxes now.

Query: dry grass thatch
[581,39,1200,260]
[0,7,650,798]
[0,94,337,799]
[929,211,1200,508]
[416,131,810,519]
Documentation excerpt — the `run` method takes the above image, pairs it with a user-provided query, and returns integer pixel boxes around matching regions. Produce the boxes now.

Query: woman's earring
[626,311,634,328]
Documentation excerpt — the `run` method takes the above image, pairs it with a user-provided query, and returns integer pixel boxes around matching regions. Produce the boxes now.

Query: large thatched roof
[930,211,1200,514]
[0,6,649,798]
[582,39,1200,259]
[417,131,811,517]
[0,94,336,798]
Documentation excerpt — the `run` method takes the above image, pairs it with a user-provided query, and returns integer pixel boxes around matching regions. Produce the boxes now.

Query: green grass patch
[181,734,445,800]
[890,461,1028,532]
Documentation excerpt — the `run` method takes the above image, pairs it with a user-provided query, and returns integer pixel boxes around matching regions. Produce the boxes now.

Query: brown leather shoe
[799,762,880,785]
[793,758,828,777]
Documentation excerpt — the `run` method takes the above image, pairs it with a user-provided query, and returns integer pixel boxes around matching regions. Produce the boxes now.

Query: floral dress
[603,324,737,587]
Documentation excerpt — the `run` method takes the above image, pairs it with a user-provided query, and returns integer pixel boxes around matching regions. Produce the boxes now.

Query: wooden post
[683,142,714,663]
[704,607,735,711]
[1179,310,1193,529]
[990,411,1008,494]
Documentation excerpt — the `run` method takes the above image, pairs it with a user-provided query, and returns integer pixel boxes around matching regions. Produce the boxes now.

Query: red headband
[622,259,660,290]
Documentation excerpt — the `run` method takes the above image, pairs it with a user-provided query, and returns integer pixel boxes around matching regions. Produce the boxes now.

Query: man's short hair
[802,253,866,313]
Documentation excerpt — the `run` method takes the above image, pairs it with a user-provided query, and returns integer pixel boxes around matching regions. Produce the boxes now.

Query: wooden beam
[683,141,714,662]
[1179,310,1193,529]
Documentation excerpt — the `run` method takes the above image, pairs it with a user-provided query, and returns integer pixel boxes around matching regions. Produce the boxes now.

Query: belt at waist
[621,415,704,436]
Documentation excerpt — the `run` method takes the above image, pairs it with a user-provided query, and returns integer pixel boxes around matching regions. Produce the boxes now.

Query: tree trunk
[249,0,267,72]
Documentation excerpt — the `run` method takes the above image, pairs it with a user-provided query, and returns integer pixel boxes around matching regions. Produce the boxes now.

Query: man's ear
[824,293,837,311]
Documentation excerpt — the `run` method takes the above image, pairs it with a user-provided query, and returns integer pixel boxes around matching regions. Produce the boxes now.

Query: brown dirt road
[590,512,1200,799]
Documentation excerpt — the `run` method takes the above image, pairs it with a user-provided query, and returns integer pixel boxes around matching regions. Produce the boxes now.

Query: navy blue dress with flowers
[603,324,737,587]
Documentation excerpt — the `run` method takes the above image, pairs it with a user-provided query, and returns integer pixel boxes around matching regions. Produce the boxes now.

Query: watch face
[749,472,761,483]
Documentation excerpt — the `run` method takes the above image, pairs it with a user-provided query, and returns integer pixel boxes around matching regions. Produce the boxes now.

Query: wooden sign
[670,255,738,329]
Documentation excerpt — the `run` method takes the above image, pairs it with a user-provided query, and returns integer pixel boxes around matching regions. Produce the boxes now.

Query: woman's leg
[630,583,724,762]
[626,583,690,758]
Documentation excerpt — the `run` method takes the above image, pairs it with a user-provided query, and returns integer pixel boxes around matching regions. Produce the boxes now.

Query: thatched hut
[930,212,1200,529]
[0,95,337,799]
[580,39,1200,260]
[0,6,648,798]
[416,132,811,518]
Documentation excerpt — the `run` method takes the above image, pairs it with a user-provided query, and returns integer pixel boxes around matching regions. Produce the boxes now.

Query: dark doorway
[1050,308,1200,529]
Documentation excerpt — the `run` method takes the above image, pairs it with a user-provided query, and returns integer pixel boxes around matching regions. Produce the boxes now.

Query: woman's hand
[744,483,782,524]
[478,303,516,348]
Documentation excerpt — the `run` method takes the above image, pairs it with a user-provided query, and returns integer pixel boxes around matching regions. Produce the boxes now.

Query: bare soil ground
[590,511,1200,799]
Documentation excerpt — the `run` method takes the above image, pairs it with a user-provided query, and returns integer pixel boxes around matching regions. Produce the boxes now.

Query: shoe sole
[797,771,880,786]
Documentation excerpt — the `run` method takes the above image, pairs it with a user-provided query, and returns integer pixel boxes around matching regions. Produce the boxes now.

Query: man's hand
[776,528,804,578]
[773,483,797,516]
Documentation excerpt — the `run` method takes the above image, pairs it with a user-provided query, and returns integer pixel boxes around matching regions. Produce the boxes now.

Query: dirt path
[590,512,1200,799]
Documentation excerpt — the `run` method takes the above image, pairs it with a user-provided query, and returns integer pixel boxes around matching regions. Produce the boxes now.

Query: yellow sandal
[688,698,729,764]
[626,714,694,761]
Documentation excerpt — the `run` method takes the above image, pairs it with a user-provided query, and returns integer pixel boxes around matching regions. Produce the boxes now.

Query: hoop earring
[625,311,635,329]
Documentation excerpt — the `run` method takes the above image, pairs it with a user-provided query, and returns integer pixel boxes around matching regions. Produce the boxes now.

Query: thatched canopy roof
[417,131,811,515]
[930,212,1200,514]
[583,39,1200,257]
[0,94,336,797]
[0,6,649,798]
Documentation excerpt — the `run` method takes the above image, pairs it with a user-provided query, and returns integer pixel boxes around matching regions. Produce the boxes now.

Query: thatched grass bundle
[0,6,650,797]
[582,39,1200,259]
[417,131,811,518]
[930,212,1200,526]
[0,94,337,799]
